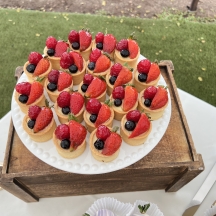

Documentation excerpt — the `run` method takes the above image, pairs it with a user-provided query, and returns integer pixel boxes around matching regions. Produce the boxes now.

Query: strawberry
[116,39,128,51]
[143,86,157,100]
[96,125,111,141]
[57,91,71,108]
[94,54,111,73]
[68,30,79,43]
[123,86,138,112]
[128,39,139,59]
[60,52,74,69]
[15,82,31,95]
[102,130,122,156]
[113,67,132,88]
[28,52,43,65]
[28,105,41,120]
[85,77,106,98]
[57,72,73,91]
[69,51,83,71]
[95,102,111,127]
[146,63,160,83]
[95,32,104,43]
[110,63,122,76]
[46,36,57,49]
[70,92,84,115]
[129,113,150,138]
[26,81,43,105]
[33,57,50,76]
[54,41,68,57]
[33,106,53,133]
[86,98,102,114]
[103,34,116,53]
[55,124,70,140]
[89,48,101,63]
[150,86,168,109]
[79,29,92,52]
[69,120,87,150]
[137,59,151,74]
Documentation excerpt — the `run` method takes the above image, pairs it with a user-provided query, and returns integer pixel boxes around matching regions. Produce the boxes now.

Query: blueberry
[114,98,122,107]
[27,120,35,129]
[60,139,71,149]
[69,65,78,73]
[72,42,80,50]
[138,73,147,82]
[109,76,117,85]
[81,84,88,92]
[144,99,151,107]
[62,107,70,115]
[125,120,136,131]
[47,49,55,56]
[18,95,28,104]
[26,64,36,73]
[120,49,130,58]
[47,83,57,92]
[89,114,97,123]
[94,139,104,150]
[96,42,103,50]
[88,62,95,70]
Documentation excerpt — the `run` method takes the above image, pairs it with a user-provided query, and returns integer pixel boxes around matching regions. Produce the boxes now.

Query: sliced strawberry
[15,82,31,95]
[103,34,116,54]
[113,67,132,88]
[69,51,83,71]
[70,92,84,115]
[123,86,138,112]
[33,58,50,76]
[129,113,151,138]
[150,86,168,109]
[26,81,43,105]
[57,72,73,91]
[60,52,74,69]
[146,63,160,83]
[95,103,111,127]
[79,29,92,52]
[89,48,101,63]
[54,41,68,57]
[94,54,111,73]
[33,107,53,133]
[55,124,70,140]
[102,131,122,156]
[85,77,106,98]
[128,39,139,59]
[57,91,71,108]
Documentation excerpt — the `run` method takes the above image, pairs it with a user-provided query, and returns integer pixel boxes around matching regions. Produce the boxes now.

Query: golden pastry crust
[22,115,56,142]
[89,128,120,162]
[138,89,168,120]
[44,46,61,70]
[83,104,114,133]
[133,69,160,93]
[120,114,152,146]
[14,91,46,114]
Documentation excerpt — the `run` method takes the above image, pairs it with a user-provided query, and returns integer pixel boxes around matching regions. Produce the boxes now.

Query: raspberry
[48,69,60,84]
[68,30,79,43]
[15,82,31,95]
[96,125,111,141]
[137,59,151,74]
[126,110,141,122]
[116,39,128,51]
[112,86,125,99]
[46,36,57,49]
[55,124,70,140]
[86,98,102,114]
[95,32,104,43]
[110,63,122,76]
[60,52,74,69]
[28,52,43,65]
[57,91,71,108]
[144,86,158,100]
[83,74,94,85]
[28,105,41,120]
[89,48,101,63]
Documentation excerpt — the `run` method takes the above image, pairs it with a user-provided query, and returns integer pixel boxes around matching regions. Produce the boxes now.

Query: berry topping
[62,107,70,115]
[89,48,101,63]
[70,92,84,115]
[26,64,36,73]
[109,76,117,85]
[144,86,158,100]
[46,36,57,49]
[94,54,111,73]
[126,110,141,122]
[95,102,111,127]
[103,34,116,54]
[128,38,139,59]
[144,99,151,107]
[125,120,136,131]
[114,99,122,107]
[95,32,104,43]
[69,65,78,73]
[112,86,125,99]
[33,57,50,76]
[72,42,80,50]
[150,86,168,109]
[86,98,102,114]
[146,63,160,83]
[54,41,68,57]
[137,59,151,74]
[55,124,70,140]
[28,52,43,65]
[81,84,88,92]
[88,62,95,70]
[94,139,104,150]
[48,69,60,84]
[60,52,74,69]
[68,30,79,44]
[57,72,73,91]
[96,125,111,141]
[26,81,43,105]
[57,91,71,108]
[47,83,57,92]
[123,86,138,112]
[69,51,84,71]
[83,74,94,85]
[19,95,28,104]
[47,49,55,56]
[113,66,132,88]
[79,29,92,52]
[138,73,147,82]
[60,139,71,149]
[120,49,130,58]
[27,120,35,129]
[15,82,31,95]
[89,114,97,123]
[28,105,41,120]
[110,63,122,76]
[96,43,103,50]
[116,39,128,51]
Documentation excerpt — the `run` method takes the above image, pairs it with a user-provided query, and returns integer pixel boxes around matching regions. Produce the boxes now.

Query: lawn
[0,8,215,118]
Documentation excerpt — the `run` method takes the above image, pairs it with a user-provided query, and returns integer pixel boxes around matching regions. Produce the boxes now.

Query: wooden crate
[0,61,204,202]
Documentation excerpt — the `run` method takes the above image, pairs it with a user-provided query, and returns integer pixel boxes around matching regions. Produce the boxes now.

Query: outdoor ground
[0,0,216,19]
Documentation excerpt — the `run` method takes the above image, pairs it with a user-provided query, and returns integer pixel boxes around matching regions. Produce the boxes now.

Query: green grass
[0,9,216,118]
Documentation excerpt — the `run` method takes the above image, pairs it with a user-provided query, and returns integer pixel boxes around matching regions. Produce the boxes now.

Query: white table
[0,89,216,216]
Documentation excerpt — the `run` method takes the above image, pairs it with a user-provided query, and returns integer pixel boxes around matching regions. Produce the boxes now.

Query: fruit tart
[23,52,52,84]
[120,110,152,146]
[44,70,73,102]
[14,80,46,114]
[114,33,140,70]
[138,86,169,120]
[110,85,138,121]
[60,51,86,85]
[68,29,93,61]
[54,91,85,124]
[44,36,69,70]
[86,49,112,78]
[89,125,122,162]
[92,32,117,59]
[83,98,114,133]
[53,119,87,159]
[23,103,56,142]
[134,59,161,92]
[78,75,107,103]
[105,63,133,96]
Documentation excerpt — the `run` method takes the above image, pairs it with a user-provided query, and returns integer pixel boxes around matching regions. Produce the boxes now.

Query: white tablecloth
[0,89,216,216]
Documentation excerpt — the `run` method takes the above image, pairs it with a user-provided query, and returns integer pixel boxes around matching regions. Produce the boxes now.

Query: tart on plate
[138,86,168,120]
[89,125,122,162]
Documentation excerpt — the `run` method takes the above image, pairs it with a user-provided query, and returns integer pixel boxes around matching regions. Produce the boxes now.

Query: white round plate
[11,56,171,174]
